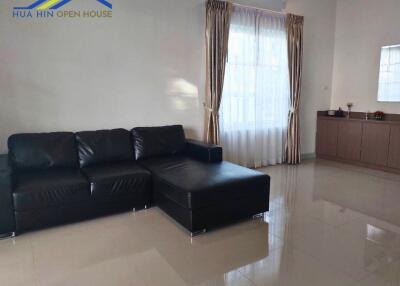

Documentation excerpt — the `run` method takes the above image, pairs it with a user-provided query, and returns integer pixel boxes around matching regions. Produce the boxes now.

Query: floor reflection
[1,159,400,286]
[261,159,400,285]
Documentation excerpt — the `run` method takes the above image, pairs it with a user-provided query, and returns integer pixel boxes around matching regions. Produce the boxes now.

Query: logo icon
[14,0,112,10]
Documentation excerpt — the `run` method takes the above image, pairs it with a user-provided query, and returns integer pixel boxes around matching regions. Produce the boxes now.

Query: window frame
[377,44,400,102]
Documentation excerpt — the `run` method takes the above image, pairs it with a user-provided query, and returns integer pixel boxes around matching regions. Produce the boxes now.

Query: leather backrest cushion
[76,129,134,168]
[132,125,186,160]
[8,132,79,171]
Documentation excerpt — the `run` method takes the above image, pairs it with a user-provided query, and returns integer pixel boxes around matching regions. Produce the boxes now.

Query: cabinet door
[316,119,338,157]
[361,123,390,166]
[337,121,362,161]
[388,126,400,169]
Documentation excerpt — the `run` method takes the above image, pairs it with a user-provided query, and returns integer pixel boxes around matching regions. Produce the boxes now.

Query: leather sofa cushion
[82,163,151,201]
[13,170,90,211]
[76,129,134,168]
[8,132,79,171]
[132,125,186,160]
[140,156,270,209]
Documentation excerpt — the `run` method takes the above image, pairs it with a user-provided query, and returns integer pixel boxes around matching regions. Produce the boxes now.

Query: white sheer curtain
[220,7,290,168]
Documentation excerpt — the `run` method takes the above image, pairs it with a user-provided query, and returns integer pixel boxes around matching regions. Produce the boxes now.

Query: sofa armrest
[185,139,223,163]
[0,155,15,237]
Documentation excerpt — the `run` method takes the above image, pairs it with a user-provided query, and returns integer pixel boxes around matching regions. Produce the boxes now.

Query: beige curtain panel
[286,14,304,165]
[204,0,232,145]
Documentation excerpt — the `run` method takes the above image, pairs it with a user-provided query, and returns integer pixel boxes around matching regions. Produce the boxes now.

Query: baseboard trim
[301,153,316,161]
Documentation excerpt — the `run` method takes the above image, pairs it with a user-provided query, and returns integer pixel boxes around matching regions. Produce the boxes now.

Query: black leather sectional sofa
[0,125,270,237]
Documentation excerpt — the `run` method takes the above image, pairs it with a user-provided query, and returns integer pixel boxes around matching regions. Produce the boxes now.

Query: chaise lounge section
[132,126,270,234]
[143,156,269,234]
[0,125,270,237]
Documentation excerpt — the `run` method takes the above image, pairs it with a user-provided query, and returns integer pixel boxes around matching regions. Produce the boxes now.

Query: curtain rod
[231,2,286,15]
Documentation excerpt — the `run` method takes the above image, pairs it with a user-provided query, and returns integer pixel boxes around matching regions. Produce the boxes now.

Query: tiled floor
[1,159,400,286]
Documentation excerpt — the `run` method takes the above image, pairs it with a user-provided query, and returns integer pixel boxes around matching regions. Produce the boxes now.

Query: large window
[378,45,400,102]
[220,8,290,168]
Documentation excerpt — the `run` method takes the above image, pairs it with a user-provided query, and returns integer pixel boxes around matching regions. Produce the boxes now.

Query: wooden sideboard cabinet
[360,123,390,166]
[337,121,362,161]
[316,118,338,157]
[388,126,400,169]
[316,111,400,174]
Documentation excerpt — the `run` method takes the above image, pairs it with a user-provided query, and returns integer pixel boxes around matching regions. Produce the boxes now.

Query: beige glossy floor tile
[29,225,124,285]
[195,271,256,286]
[351,267,400,286]
[351,276,394,286]
[264,161,400,282]
[238,246,354,286]
[2,159,400,286]
[147,220,274,285]
[0,236,36,286]
[275,215,399,280]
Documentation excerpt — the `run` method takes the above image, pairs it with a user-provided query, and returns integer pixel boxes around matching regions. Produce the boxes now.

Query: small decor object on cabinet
[374,111,385,121]
[365,111,370,120]
[346,103,353,119]
[335,108,345,117]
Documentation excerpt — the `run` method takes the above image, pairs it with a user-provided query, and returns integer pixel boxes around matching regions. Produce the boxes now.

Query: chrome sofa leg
[253,213,265,219]
[191,229,207,237]
[133,205,149,213]
[0,232,16,240]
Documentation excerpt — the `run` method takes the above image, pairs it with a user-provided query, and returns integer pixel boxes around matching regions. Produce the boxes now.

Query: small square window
[378,45,400,102]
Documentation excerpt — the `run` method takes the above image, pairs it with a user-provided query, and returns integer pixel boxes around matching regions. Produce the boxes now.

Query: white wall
[235,0,285,10]
[0,0,336,157]
[0,0,206,153]
[331,0,400,113]
[285,0,337,155]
